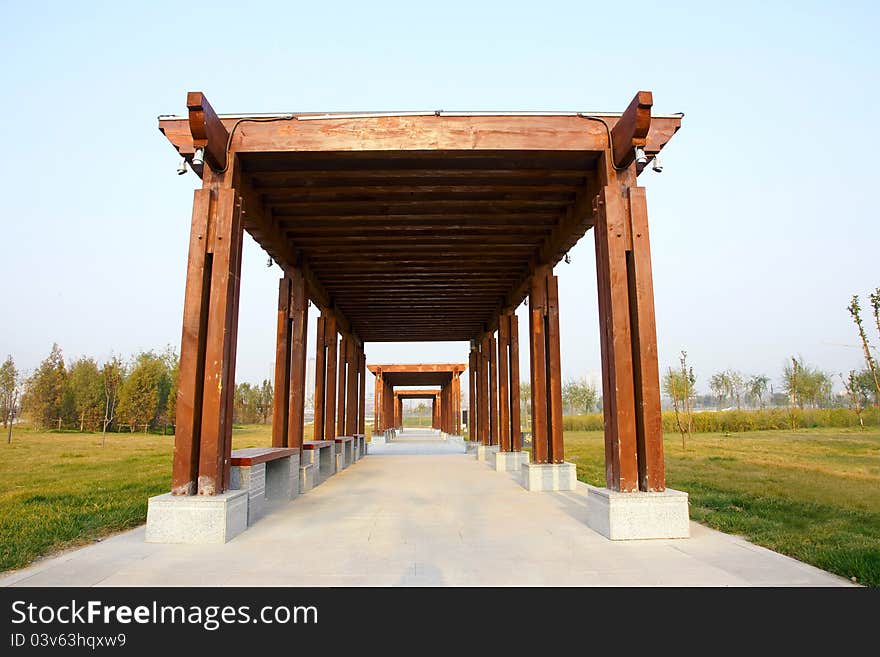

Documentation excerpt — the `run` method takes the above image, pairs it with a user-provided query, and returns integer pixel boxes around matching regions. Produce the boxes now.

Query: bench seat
[229,447,300,525]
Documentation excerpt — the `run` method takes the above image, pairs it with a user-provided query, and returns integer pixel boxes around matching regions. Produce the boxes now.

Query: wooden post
[452,373,461,435]
[272,277,293,448]
[346,340,359,435]
[313,315,327,441]
[509,314,522,452]
[357,349,366,434]
[196,188,244,494]
[374,369,382,432]
[468,346,478,440]
[286,268,308,449]
[497,318,511,451]
[595,161,665,492]
[172,189,212,495]
[478,335,490,445]
[488,333,499,446]
[529,266,564,464]
[336,335,349,437]
[323,317,338,441]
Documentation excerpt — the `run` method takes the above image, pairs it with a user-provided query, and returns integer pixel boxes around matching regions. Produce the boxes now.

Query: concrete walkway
[1,444,851,587]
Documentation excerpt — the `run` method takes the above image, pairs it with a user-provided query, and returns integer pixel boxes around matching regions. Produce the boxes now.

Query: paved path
[1,445,851,586]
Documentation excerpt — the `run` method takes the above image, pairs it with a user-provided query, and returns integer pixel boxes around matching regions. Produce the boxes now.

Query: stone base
[475,444,499,461]
[585,486,690,540]
[371,434,386,445]
[145,490,248,544]
[465,441,479,454]
[229,463,266,525]
[520,462,576,491]
[299,463,316,493]
[495,450,529,472]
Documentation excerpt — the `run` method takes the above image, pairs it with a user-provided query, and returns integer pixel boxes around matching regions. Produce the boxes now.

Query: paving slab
[0,444,852,587]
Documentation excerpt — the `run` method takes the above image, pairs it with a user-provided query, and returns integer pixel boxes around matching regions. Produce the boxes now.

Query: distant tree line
[1,344,277,439]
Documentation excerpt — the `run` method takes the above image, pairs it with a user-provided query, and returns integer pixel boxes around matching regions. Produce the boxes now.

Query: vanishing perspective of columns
[157,89,684,544]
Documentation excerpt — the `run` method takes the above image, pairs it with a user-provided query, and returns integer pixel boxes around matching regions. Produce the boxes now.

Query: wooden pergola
[159,90,681,497]
[390,389,442,429]
[368,364,466,433]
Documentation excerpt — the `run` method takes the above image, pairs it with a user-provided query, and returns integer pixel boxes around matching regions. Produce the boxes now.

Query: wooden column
[529,266,564,464]
[374,370,382,431]
[323,316,338,441]
[452,373,461,435]
[596,161,665,492]
[357,349,366,434]
[509,314,522,452]
[468,347,478,440]
[478,336,490,444]
[312,315,327,441]
[346,340,359,435]
[336,335,348,437]
[497,318,511,452]
[272,277,293,448]
[488,333,499,446]
[173,186,244,495]
[286,268,308,449]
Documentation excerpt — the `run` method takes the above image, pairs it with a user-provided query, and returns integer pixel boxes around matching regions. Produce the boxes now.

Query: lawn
[1,424,878,586]
[0,425,275,573]
[565,427,880,586]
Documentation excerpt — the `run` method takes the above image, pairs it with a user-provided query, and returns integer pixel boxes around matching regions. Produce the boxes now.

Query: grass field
[566,428,880,586]
[1,424,878,585]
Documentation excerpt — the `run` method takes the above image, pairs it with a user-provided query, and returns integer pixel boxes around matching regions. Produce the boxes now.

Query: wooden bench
[230,447,300,525]
[334,436,355,470]
[302,440,336,483]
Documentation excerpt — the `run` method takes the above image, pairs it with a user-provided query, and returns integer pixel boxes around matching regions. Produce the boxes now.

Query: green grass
[2,424,878,585]
[564,427,880,586]
[0,424,275,573]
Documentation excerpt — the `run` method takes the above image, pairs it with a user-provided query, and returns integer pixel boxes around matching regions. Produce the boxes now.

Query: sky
[1,0,878,398]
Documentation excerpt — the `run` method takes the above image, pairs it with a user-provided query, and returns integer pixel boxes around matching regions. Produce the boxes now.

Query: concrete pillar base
[371,433,386,445]
[145,490,248,544]
[475,444,499,461]
[494,450,529,472]
[229,463,266,525]
[585,485,690,540]
[299,463,316,493]
[520,461,576,491]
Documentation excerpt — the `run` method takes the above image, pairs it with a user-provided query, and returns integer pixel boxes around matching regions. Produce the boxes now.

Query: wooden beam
[186,92,229,172]
[611,91,653,170]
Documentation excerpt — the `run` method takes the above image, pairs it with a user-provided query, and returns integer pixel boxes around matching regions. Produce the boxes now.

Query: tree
[116,351,166,433]
[663,351,695,448]
[747,374,770,410]
[0,355,18,429]
[709,371,730,410]
[68,357,104,431]
[562,377,598,414]
[519,381,531,428]
[871,288,880,345]
[23,343,67,429]
[101,356,124,446]
[848,295,880,405]
[415,402,428,426]
[727,370,746,410]
[162,348,179,431]
[257,379,274,424]
[841,370,867,429]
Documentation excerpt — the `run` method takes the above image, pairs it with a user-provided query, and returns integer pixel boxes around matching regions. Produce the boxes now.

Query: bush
[562,407,880,434]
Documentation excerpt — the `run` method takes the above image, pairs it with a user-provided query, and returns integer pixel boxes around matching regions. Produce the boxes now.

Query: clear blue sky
[1,0,877,396]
